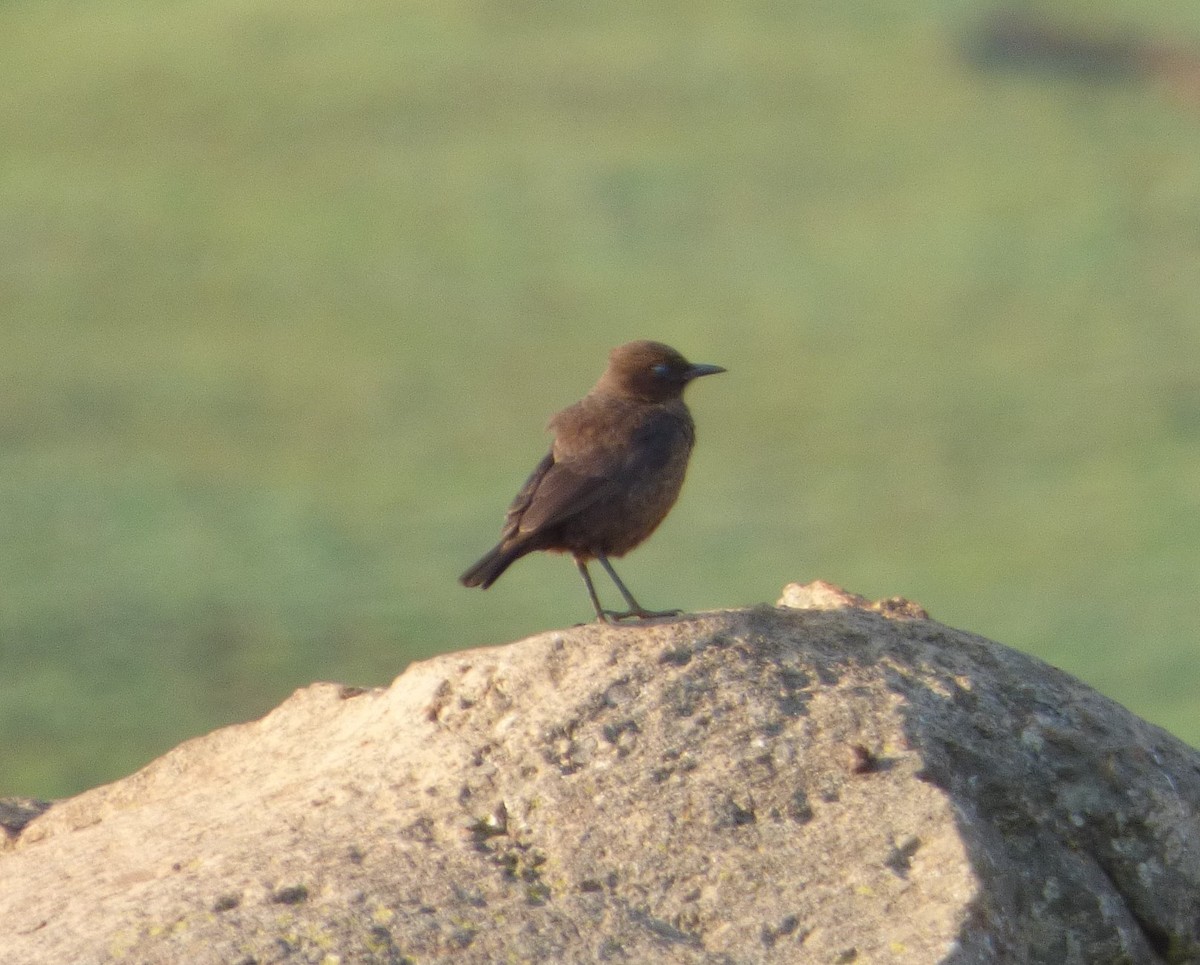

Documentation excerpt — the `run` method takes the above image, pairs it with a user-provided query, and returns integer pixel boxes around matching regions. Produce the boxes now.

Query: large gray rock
[1,583,1197,964]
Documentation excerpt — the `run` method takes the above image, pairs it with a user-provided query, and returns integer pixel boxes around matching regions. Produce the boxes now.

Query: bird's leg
[596,554,681,621]
[575,557,613,623]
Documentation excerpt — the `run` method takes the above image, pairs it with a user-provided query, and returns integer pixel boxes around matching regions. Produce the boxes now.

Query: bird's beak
[684,363,726,381]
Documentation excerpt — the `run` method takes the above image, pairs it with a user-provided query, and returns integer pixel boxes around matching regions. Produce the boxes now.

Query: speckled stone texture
[1,583,1197,964]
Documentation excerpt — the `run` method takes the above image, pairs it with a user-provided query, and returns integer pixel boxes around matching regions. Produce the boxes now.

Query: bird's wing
[501,398,688,542]
[503,455,618,539]
[499,451,554,540]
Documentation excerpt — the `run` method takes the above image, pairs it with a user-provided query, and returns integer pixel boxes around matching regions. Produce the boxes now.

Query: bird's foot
[601,607,683,622]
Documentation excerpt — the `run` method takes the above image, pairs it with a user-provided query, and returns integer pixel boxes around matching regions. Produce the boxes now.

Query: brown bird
[460,340,725,623]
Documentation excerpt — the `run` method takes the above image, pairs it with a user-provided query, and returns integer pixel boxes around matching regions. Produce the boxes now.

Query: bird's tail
[460,542,522,589]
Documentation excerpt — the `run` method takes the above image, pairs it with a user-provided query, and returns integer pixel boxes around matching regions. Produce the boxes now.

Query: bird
[460,340,725,623]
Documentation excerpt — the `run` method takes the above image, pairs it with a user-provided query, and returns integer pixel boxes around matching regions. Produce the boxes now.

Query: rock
[0,797,50,843]
[777,579,930,619]
[1,583,1197,964]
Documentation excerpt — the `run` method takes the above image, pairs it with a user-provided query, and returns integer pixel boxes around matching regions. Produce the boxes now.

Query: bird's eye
[651,363,671,378]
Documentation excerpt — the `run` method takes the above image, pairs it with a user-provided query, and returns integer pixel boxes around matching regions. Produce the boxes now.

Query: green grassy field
[4,0,1200,798]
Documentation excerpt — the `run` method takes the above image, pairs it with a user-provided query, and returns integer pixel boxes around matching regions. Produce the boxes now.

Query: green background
[4,0,1200,798]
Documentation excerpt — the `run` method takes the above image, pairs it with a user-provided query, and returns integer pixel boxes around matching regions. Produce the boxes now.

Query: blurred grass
[3,0,1200,796]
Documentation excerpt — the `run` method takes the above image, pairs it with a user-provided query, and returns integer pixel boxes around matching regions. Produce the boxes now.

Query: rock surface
[1,582,1198,964]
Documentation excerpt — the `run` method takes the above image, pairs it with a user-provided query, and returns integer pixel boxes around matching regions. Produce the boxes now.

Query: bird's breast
[553,400,696,557]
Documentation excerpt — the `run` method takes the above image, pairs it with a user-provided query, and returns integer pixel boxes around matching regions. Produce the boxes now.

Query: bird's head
[597,340,726,403]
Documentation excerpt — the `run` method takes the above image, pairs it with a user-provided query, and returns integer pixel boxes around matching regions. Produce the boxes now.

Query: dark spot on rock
[788,790,814,824]
[339,685,368,699]
[752,751,777,778]
[542,723,589,774]
[425,680,453,722]
[849,744,878,774]
[777,669,811,716]
[579,878,604,893]
[664,674,710,718]
[271,885,308,905]
[404,816,437,844]
[1133,912,1173,959]
[450,924,478,948]
[660,646,693,666]
[347,845,364,865]
[602,719,640,755]
[468,803,509,844]
[212,893,241,912]
[885,837,921,878]
[815,663,842,686]
[779,668,810,688]
[368,924,406,961]
[628,907,703,946]
[453,884,488,908]
[0,797,52,840]
[603,678,635,706]
[716,795,757,829]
